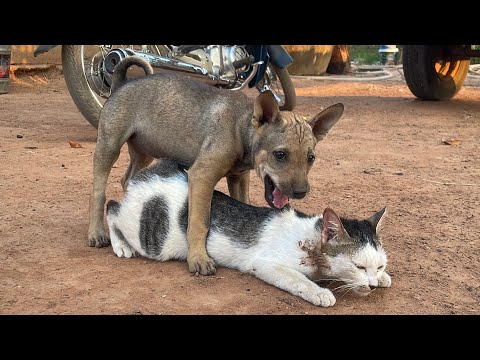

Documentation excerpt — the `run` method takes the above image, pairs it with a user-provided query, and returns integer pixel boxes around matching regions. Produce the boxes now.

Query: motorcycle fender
[246,45,293,88]
[267,45,293,69]
[33,45,59,57]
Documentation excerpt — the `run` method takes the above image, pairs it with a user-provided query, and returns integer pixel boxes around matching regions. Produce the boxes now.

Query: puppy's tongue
[273,188,289,209]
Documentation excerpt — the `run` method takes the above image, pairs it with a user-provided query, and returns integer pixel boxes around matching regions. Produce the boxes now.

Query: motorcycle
[34,45,297,128]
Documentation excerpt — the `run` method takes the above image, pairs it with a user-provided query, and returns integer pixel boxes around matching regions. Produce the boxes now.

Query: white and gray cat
[106,159,391,307]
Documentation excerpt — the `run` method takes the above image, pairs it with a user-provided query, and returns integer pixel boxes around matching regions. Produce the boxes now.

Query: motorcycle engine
[206,45,249,79]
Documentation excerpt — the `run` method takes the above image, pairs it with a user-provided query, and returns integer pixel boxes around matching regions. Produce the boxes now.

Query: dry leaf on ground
[69,141,82,148]
[442,138,462,146]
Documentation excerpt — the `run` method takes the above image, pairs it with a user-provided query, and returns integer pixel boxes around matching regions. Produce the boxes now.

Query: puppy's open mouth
[264,174,289,209]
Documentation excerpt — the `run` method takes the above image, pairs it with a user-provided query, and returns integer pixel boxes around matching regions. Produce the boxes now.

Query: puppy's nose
[369,285,377,290]
[292,191,307,199]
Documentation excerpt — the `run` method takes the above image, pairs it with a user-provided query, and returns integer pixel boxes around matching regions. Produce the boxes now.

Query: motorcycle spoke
[257,64,286,107]
[79,45,164,103]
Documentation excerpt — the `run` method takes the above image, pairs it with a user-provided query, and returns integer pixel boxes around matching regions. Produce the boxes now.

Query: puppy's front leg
[187,156,233,276]
[227,170,250,204]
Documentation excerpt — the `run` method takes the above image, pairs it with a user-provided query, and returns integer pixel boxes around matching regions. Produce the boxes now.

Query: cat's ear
[321,207,350,245]
[367,207,387,233]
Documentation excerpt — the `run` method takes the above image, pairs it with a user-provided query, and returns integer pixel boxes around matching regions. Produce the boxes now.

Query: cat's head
[320,207,388,296]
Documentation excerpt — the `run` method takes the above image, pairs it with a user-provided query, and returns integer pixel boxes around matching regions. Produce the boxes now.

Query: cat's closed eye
[377,265,384,271]
[355,264,366,270]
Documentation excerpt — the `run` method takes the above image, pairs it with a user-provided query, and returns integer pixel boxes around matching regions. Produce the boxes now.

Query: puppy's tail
[111,56,154,93]
[106,199,121,216]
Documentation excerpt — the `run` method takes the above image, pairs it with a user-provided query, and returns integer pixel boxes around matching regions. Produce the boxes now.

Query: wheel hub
[85,50,114,98]
[104,48,132,74]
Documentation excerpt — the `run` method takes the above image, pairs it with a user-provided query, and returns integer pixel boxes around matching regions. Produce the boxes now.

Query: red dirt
[1,68,479,314]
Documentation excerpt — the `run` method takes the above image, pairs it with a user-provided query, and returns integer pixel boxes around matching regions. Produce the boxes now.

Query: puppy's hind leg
[88,139,123,248]
[121,142,154,191]
[227,170,250,204]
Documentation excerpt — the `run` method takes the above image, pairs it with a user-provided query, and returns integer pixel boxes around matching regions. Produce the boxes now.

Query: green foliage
[348,45,382,65]
[471,45,480,64]
[349,45,480,65]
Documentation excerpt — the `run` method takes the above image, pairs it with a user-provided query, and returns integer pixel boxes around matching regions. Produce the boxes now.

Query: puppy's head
[251,91,344,209]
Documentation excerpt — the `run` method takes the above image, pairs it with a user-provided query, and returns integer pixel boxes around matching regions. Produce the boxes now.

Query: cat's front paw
[112,242,138,258]
[378,272,392,288]
[304,288,336,307]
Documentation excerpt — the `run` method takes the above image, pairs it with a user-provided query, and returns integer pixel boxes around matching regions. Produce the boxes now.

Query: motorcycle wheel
[403,45,470,101]
[62,45,167,129]
[256,63,296,111]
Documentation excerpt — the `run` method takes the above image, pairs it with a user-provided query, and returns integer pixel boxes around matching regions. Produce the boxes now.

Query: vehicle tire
[403,45,470,101]
[257,64,296,111]
[62,45,167,129]
[62,45,102,128]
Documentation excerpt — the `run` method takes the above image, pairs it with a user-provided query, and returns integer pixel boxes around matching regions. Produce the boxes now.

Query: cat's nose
[369,285,377,290]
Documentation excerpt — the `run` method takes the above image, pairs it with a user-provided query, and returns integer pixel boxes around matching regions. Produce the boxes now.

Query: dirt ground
[1,67,479,315]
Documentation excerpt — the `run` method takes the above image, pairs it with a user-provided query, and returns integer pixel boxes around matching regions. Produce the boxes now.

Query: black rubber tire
[403,45,470,101]
[62,45,102,129]
[272,65,296,111]
[257,64,296,111]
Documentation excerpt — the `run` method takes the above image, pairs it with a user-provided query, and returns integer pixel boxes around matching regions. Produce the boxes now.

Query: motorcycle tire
[62,45,102,129]
[403,45,470,101]
[258,64,296,111]
[62,45,166,129]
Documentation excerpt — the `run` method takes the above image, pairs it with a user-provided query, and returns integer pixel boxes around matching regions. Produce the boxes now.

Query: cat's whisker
[337,284,361,299]
[340,284,361,299]
[339,278,357,283]
[336,288,353,299]
[316,278,343,282]
[332,284,354,291]
[333,284,356,296]
[324,281,337,288]
[315,278,345,289]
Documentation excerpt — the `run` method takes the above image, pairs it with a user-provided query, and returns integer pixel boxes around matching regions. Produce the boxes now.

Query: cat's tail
[106,200,121,216]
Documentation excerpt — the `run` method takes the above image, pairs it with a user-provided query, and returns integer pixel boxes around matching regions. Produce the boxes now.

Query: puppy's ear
[252,90,280,129]
[309,103,344,141]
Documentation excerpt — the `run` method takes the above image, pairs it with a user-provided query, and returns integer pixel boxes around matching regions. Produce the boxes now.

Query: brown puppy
[88,56,344,275]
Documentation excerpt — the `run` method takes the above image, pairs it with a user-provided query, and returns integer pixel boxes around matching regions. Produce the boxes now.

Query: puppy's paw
[378,272,392,288]
[188,253,217,276]
[88,232,111,248]
[304,288,336,307]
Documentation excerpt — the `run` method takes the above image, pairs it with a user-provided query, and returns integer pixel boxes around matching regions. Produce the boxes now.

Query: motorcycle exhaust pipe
[104,48,232,86]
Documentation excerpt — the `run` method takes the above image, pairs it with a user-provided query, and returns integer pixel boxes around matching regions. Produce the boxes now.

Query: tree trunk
[326,45,351,74]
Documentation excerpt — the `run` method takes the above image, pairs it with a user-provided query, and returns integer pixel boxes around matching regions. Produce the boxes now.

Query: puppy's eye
[378,265,384,271]
[273,151,286,161]
[356,265,366,270]
[308,154,315,165]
